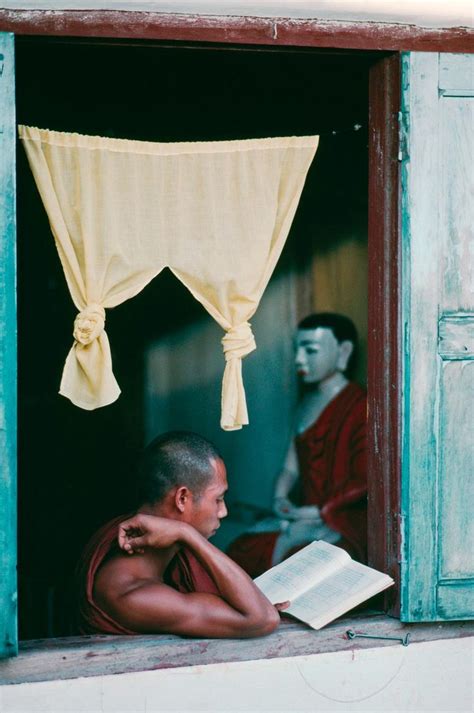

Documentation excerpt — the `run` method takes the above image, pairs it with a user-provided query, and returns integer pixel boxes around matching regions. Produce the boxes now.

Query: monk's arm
[108,516,283,638]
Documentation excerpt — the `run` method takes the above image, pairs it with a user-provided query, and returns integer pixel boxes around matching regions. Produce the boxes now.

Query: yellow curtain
[19,126,318,430]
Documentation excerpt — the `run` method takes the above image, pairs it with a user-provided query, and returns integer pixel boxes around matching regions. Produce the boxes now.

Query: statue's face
[295,327,342,384]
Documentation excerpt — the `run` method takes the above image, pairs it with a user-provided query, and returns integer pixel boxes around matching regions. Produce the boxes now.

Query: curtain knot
[73,303,106,346]
[221,322,256,362]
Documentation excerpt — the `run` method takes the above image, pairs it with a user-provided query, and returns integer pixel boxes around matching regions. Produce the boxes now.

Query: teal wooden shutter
[400,52,474,622]
[0,32,17,657]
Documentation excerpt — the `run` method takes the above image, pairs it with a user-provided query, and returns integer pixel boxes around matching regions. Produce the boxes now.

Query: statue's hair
[297,312,359,376]
[135,431,221,506]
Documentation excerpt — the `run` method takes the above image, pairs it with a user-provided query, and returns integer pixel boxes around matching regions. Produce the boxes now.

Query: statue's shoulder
[345,381,367,399]
[339,383,367,423]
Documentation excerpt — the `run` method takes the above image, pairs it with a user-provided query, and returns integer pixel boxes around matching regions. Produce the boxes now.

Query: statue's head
[295,313,358,385]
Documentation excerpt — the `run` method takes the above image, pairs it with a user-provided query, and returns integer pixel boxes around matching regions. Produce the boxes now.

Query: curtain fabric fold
[19,126,318,430]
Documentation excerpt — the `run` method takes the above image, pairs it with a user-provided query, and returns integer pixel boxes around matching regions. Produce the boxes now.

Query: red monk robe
[227,383,367,577]
[77,514,220,635]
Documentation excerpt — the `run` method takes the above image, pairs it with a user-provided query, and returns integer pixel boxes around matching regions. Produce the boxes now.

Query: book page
[254,540,350,604]
[286,560,394,629]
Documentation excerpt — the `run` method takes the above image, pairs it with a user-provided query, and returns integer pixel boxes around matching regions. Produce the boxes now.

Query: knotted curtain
[19,126,318,430]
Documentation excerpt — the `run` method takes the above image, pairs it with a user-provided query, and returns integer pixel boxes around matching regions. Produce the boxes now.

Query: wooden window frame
[2,615,473,685]
[1,7,473,664]
[367,51,401,612]
[0,10,471,52]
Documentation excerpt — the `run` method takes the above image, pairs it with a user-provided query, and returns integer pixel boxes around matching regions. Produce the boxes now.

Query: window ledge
[1,613,472,686]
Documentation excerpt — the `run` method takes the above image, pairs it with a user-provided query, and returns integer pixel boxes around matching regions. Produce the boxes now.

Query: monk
[228,313,367,577]
[77,431,287,637]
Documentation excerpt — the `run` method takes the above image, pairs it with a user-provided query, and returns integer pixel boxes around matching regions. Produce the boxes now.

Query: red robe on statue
[227,383,367,577]
[76,514,219,635]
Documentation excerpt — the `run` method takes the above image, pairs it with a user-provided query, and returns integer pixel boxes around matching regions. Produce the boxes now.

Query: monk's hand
[274,601,290,613]
[118,514,187,554]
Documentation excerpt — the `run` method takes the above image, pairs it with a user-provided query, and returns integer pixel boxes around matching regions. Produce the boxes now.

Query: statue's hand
[273,498,322,522]
[273,496,298,519]
[289,505,322,522]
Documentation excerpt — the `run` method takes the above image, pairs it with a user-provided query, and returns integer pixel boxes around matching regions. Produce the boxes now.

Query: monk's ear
[175,486,190,513]
[336,340,354,372]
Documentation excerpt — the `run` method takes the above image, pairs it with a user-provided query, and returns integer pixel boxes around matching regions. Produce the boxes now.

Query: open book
[254,540,394,630]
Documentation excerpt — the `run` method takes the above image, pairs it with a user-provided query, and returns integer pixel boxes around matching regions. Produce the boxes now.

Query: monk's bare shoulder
[94,550,163,611]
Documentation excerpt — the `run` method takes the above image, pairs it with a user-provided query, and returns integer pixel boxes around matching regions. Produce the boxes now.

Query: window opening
[16,38,371,640]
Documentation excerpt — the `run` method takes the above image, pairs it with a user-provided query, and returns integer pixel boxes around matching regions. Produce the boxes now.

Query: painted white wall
[1,637,473,713]
[2,1,472,29]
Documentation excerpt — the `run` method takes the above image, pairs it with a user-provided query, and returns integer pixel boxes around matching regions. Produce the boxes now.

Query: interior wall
[312,233,368,386]
[144,252,300,515]
[15,38,370,637]
[304,125,369,386]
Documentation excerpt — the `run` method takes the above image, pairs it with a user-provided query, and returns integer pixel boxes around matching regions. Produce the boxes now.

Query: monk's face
[186,458,228,539]
[295,327,341,384]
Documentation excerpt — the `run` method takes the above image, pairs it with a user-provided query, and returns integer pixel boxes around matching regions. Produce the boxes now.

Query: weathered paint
[0,10,472,52]
[0,32,18,658]
[1,1,472,29]
[438,314,474,359]
[400,52,474,621]
[1,616,472,686]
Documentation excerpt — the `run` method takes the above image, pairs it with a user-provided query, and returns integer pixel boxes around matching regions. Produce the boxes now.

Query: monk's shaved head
[136,431,222,506]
